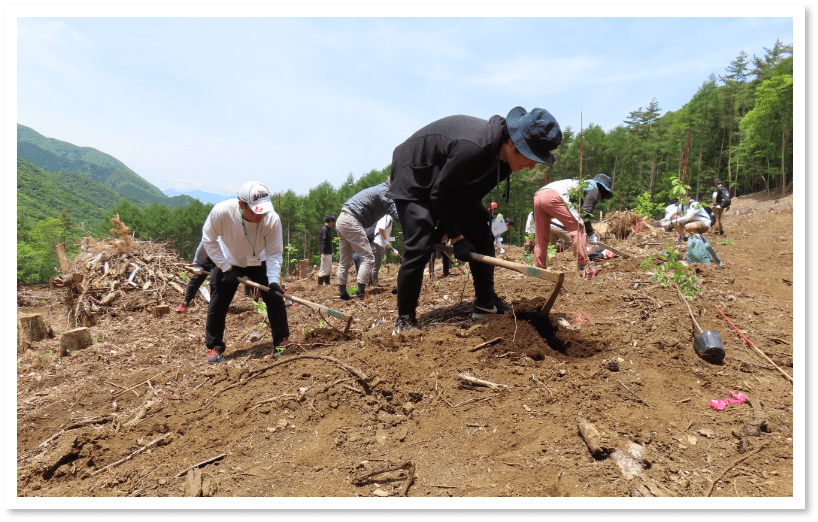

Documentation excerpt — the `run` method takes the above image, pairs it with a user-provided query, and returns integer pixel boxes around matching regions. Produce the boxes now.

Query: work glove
[587,233,599,245]
[221,268,238,283]
[452,239,476,262]
[193,266,203,275]
[268,282,284,296]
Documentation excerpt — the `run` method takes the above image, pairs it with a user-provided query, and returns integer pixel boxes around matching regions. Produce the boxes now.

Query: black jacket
[387,114,511,240]
[319,224,333,255]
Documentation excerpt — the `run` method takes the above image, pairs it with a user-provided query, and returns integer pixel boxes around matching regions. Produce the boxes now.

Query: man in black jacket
[387,107,562,334]
[317,214,335,286]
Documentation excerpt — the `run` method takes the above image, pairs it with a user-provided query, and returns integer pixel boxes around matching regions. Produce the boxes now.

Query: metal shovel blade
[693,330,725,364]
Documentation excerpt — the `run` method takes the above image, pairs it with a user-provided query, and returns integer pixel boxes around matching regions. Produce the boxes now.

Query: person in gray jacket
[336,181,400,300]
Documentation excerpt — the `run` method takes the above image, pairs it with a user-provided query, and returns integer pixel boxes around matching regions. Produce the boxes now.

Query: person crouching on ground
[317,214,335,286]
[201,181,291,364]
[335,181,400,301]
[661,193,711,242]
[533,173,613,278]
[387,106,563,334]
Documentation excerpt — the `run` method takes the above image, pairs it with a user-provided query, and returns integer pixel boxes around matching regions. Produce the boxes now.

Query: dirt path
[15,188,796,500]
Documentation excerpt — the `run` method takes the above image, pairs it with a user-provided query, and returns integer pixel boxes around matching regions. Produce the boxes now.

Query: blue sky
[13,4,799,198]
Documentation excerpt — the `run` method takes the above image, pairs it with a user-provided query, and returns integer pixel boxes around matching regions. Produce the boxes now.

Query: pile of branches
[51,215,192,325]
[596,211,650,240]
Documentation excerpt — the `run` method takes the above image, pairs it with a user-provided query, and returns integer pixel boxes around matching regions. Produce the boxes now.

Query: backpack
[717,186,732,208]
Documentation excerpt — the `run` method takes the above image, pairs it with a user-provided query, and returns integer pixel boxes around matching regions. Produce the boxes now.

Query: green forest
[17,42,793,283]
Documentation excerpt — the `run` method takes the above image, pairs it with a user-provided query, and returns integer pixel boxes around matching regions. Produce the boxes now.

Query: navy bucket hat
[592,173,613,199]
[506,107,562,166]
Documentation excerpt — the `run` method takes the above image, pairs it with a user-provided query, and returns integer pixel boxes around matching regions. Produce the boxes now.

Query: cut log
[153,305,170,318]
[100,292,118,306]
[55,242,70,275]
[60,327,93,356]
[577,417,610,458]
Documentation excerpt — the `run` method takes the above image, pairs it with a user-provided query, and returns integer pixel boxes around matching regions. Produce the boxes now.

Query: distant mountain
[17,124,196,210]
[162,188,233,205]
[16,157,121,226]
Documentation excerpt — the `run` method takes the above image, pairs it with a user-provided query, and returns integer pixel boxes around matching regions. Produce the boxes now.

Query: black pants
[395,200,495,317]
[206,263,289,351]
[184,261,215,304]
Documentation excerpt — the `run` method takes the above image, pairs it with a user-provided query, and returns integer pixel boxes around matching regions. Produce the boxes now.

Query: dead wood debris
[51,216,192,326]
[352,460,416,497]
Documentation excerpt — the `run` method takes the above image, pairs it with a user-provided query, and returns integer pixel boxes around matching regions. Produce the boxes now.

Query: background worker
[524,211,535,253]
[533,173,613,278]
[336,181,400,301]
[494,217,514,254]
[352,214,399,287]
[177,240,216,313]
[201,181,291,363]
[387,106,563,333]
[317,214,335,286]
[489,202,506,252]
[711,178,731,236]
[661,193,711,242]
[548,217,572,252]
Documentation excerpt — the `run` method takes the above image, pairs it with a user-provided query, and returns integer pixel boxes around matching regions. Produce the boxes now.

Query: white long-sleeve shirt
[201,199,284,284]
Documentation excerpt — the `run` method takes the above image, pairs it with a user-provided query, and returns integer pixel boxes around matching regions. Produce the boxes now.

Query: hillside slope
[16,158,122,225]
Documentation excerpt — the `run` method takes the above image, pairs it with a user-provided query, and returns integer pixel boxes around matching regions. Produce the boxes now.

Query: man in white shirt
[201,181,291,363]
[371,214,399,286]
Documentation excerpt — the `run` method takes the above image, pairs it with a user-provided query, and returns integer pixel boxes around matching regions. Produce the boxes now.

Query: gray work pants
[335,212,375,286]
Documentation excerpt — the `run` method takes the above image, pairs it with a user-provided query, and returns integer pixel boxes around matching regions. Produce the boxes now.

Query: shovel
[673,283,725,364]
[433,244,565,315]
[202,271,354,334]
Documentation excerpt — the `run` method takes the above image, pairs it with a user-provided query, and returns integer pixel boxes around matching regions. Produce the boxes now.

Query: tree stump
[17,313,50,353]
[153,305,170,318]
[60,327,93,356]
[298,259,310,279]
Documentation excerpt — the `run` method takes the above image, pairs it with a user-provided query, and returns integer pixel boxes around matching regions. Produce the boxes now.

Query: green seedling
[304,327,311,334]
[179,272,190,282]
[717,240,736,246]
[319,321,326,329]
[640,247,700,299]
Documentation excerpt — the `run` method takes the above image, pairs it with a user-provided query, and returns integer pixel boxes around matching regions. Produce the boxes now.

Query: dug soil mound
[16,188,795,498]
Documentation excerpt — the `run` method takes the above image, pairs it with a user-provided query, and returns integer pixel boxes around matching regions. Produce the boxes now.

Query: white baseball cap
[238,181,274,214]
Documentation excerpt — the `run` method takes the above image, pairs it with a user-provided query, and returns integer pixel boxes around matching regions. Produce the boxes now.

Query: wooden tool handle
[434,244,564,284]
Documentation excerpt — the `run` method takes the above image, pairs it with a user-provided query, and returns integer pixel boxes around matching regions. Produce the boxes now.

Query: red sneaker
[176,302,188,313]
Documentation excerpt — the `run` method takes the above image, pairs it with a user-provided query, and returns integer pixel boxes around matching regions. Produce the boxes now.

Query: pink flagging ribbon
[710,390,747,411]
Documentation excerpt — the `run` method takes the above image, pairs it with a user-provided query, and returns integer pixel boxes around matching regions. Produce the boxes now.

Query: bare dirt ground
[15,188,796,499]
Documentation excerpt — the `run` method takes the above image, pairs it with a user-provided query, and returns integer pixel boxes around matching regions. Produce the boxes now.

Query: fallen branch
[617,380,652,408]
[705,443,768,497]
[353,461,416,497]
[89,432,174,477]
[469,337,503,353]
[531,375,553,396]
[112,372,165,399]
[457,373,510,391]
[251,354,372,392]
[173,453,227,479]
